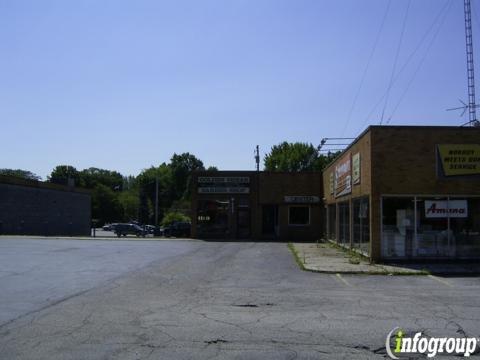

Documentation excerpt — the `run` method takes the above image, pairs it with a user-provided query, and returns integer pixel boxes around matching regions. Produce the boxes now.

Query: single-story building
[322,125,480,262]
[0,175,91,236]
[191,171,323,241]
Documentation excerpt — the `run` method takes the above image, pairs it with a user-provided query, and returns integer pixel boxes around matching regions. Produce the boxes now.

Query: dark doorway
[262,205,278,238]
[237,209,251,239]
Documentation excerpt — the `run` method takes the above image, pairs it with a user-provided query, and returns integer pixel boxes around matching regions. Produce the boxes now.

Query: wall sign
[437,144,480,176]
[425,200,468,218]
[198,187,250,194]
[198,177,250,183]
[198,176,250,194]
[352,153,361,185]
[334,154,352,197]
[284,196,320,203]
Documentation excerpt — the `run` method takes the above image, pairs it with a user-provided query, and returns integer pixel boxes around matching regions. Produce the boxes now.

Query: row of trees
[1,142,340,226]
[46,153,211,226]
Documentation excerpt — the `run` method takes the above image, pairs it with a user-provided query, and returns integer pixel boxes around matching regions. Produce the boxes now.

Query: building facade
[0,176,91,236]
[191,171,323,241]
[323,126,480,262]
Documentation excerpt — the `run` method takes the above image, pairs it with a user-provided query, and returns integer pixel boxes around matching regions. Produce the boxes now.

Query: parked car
[153,226,164,237]
[145,225,156,234]
[114,223,146,237]
[163,222,191,238]
[102,223,117,231]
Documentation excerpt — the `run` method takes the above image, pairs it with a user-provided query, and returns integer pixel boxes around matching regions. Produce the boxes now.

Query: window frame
[288,205,311,226]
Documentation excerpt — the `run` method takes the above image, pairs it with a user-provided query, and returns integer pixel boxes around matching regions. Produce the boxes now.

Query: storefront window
[416,198,450,257]
[197,199,229,237]
[288,206,310,225]
[448,198,480,258]
[353,197,369,255]
[338,201,350,246]
[382,197,414,258]
[327,204,336,241]
[382,196,480,259]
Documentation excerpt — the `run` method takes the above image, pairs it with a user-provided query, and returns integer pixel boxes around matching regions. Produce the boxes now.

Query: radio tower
[464,0,479,126]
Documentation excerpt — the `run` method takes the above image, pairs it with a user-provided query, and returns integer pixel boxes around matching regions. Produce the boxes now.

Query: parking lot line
[428,275,453,287]
[333,273,353,287]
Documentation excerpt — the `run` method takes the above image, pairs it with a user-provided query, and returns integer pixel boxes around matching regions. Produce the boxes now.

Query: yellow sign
[438,144,480,176]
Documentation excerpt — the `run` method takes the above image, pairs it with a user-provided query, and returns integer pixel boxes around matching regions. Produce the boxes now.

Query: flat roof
[0,175,91,195]
[322,124,480,173]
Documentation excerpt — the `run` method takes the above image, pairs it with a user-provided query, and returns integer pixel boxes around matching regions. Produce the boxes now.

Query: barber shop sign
[425,200,468,218]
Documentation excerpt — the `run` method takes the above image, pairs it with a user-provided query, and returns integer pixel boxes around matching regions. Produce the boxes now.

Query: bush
[161,212,190,227]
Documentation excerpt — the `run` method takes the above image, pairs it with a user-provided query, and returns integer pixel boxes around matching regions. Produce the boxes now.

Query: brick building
[191,171,323,241]
[0,175,91,236]
[323,126,480,262]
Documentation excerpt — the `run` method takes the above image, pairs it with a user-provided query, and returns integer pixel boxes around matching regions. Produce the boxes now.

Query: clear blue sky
[1,0,476,179]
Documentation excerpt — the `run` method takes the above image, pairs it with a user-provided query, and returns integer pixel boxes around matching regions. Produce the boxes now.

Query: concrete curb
[288,242,429,276]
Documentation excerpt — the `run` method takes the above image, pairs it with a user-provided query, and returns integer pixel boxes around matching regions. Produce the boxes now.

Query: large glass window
[353,197,370,255]
[197,199,229,237]
[416,198,450,257]
[327,204,336,241]
[382,196,480,259]
[382,197,414,258]
[288,206,310,225]
[338,201,350,246]
[447,198,480,258]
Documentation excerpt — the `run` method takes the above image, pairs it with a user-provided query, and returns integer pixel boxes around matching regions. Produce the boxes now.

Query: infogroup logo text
[386,327,479,359]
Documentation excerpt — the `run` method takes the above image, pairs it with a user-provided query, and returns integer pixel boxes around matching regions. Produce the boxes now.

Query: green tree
[169,153,204,199]
[48,165,81,186]
[0,169,41,181]
[264,142,339,172]
[137,164,173,224]
[79,167,123,190]
[118,189,140,222]
[91,184,122,225]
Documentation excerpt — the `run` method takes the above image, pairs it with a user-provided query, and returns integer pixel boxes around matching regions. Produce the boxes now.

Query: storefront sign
[198,187,250,194]
[284,196,320,203]
[198,177,250,183]
[334,154,352,197]
[352,153,361,185]
[425,200,468,218]
[437,144,480,176]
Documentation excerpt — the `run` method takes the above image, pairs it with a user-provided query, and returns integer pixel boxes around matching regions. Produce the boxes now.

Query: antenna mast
[464,0,478,126]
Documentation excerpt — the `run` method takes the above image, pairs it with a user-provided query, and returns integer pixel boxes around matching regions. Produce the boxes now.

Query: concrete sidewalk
[290,243,425,275]
[291,242,480,275]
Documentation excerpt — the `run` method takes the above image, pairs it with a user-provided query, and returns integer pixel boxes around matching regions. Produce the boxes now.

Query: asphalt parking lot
[0,238,479,359]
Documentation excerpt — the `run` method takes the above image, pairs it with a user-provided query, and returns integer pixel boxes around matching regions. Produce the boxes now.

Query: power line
[341,0,392,136]
[387,0,453,124]
[380,0,411,125]
[358,0,452,130]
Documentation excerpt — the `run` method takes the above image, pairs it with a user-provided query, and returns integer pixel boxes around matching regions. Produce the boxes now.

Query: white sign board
[352,153,360,185]
[425,200,468,218]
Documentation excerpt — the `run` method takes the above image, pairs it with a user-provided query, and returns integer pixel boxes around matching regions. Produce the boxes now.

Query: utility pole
[464,0,478,126]
[255,145,260,171]
[155,177,159,226]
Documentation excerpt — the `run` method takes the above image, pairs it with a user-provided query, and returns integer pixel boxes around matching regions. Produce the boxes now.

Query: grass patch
[327,240,370,263]
[287,242,306,270]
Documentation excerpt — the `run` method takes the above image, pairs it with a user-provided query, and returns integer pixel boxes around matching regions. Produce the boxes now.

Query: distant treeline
[1,142,340,226]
